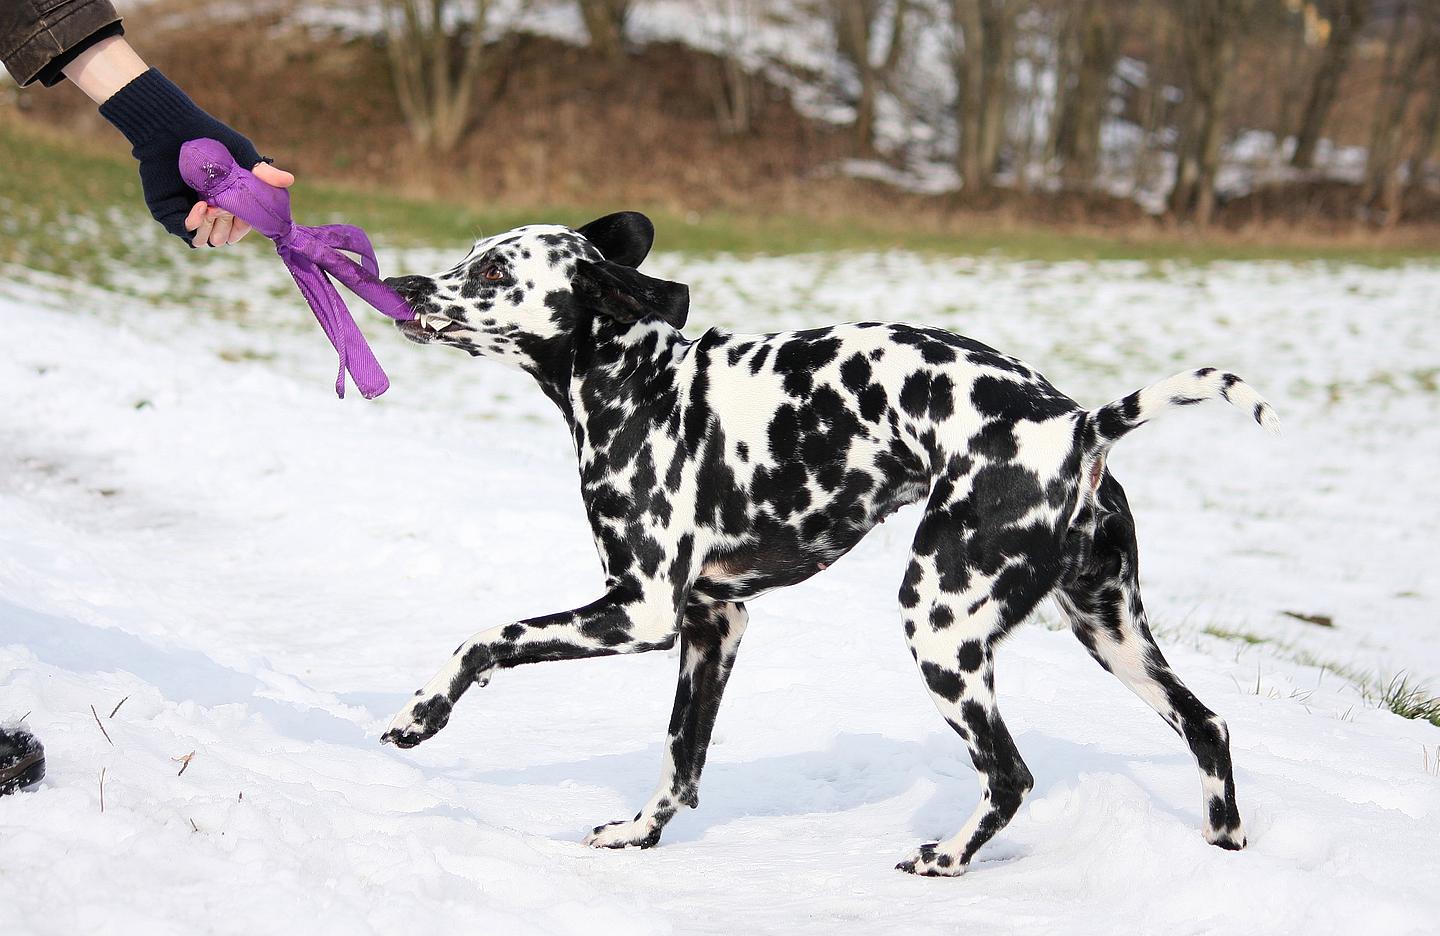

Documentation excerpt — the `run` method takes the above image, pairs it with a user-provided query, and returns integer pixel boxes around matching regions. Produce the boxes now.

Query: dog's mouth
[396,313,467,345]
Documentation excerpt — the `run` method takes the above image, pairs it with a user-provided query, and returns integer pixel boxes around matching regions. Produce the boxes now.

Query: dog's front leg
[380,588,678,748]
[583,597,748,850]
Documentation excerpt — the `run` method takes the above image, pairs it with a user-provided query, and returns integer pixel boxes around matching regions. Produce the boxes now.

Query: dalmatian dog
[379,212,1277,876]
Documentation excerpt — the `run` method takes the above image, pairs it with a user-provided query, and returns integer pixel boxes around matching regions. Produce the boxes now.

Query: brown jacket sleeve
[1,0,123,88]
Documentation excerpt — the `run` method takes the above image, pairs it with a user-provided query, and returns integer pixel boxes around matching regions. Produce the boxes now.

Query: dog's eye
[482,266,505,282]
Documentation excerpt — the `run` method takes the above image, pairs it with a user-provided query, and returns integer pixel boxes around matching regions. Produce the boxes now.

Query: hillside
[6,0,1439,242]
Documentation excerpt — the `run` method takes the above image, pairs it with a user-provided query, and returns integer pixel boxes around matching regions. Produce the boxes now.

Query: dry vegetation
[5,0,1440,250]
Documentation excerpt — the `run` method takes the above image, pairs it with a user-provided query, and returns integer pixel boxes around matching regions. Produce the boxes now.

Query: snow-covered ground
[2,247,1438,935]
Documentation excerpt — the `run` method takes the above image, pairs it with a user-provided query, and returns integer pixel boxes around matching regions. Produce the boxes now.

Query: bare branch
[90,705,113,746]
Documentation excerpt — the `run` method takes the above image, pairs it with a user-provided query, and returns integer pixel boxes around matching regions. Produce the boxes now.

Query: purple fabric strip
[178,139,415,400]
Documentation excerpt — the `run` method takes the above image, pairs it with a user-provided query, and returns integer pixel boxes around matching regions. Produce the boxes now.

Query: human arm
[1,4,293,248]
[71,38,295,247]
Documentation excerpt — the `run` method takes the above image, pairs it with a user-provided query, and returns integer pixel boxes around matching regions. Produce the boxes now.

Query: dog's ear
[572,258,688,329]
[576,212,654,268]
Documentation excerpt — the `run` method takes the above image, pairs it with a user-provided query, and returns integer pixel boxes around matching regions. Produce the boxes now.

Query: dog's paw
[1204,822,1247,851]
[582,817,662,850]
[380,693,452,749]
[896,843,967,878]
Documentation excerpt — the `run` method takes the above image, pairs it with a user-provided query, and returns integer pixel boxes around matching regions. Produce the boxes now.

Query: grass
[1203,625,1271,645]
[1196,622,1440,729]
[1371,674,1440,728]
[4,119,1439,267]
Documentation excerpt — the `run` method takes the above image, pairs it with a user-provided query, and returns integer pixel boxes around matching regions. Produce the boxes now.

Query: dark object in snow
[1281,610,1335,628]
[0,724,45,794]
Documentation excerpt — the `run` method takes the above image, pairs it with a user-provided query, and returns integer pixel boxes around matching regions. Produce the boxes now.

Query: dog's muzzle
[384,276,462,344]
[394,313,465,344]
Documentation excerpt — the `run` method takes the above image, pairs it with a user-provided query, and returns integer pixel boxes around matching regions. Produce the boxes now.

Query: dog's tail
[1082,367,1281,460]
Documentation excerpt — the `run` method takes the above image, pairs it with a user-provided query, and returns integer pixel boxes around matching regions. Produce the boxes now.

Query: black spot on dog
[772,332,840,396]
[840,353,872,394]
[921,662,964,702]
[972,375,1075,423]
[969,421,1018,460]
[858,384,887,423]
[899,561,924,608]
[749,344,772,374]
[900,371,931,417]
[956,640,984,671]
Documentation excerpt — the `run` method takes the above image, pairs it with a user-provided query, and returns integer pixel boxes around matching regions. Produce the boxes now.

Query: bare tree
[1272,0,1312,140]
[578,0,631,59]
[703,0,764,137]
[1051,0,1126,185]
[1290,0,1368,170]
[1361,1,1440,221]
[1401,73,1440,201]
[381,0,491,154]
[951,0,1015,192]
[1167,0,1254,225]
[831,0,912,151]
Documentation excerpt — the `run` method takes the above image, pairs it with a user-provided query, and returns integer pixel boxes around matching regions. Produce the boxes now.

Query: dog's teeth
[424,315,454,331]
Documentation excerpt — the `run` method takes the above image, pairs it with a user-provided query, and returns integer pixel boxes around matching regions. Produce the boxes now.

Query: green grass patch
[1203,625,1271,645]
[1279,610,1336,628]
[1188,622,1440,728]
[1371,674,1440,728]
[4,120,1439,267]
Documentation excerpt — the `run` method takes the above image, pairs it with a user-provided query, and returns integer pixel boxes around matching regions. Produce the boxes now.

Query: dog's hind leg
[381,587,679,749]
[1055,474,1246,850]
[895,472,1065,877]
[584,597,748,849]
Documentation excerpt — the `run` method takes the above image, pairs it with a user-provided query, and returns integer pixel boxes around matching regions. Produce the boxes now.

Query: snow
[3,247,1439,935]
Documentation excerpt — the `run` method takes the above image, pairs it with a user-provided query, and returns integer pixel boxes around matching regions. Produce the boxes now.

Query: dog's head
[384,212,688,371]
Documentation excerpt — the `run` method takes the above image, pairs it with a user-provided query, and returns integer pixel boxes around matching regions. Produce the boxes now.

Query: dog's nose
[383,275,433,301]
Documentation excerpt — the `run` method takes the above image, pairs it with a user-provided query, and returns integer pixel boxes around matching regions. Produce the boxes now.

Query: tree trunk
[1053,0,1124,185]
[953,0,986,188]
[951,0,1013,191]
[578,0,630,59]
[1362,4,1439,219]
[1291,0,1367,170]
[1168,0,1252,225]
[977,0,1012,177]
[701,0,758,137]
[710,52,753,136]
[382,0,491,155]
[1047,4,1078,163]
[1130,5,1176,203]
[1274,1,1310,141]
[1401,78,1440,201]
[1362,1,1412,207]
[832,0,910,152]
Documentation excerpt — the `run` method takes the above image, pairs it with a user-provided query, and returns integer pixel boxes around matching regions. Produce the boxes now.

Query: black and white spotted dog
[379,213,1276,876]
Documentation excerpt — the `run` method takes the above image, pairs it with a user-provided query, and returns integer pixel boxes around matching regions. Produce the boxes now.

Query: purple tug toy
[178,138,415,399]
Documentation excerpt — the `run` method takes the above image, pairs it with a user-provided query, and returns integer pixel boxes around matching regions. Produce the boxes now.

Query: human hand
[183,162,297,247]
[97,69,291,249]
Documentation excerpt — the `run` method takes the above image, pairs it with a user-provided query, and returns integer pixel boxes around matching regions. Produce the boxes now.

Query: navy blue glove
[99,69,266,247]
